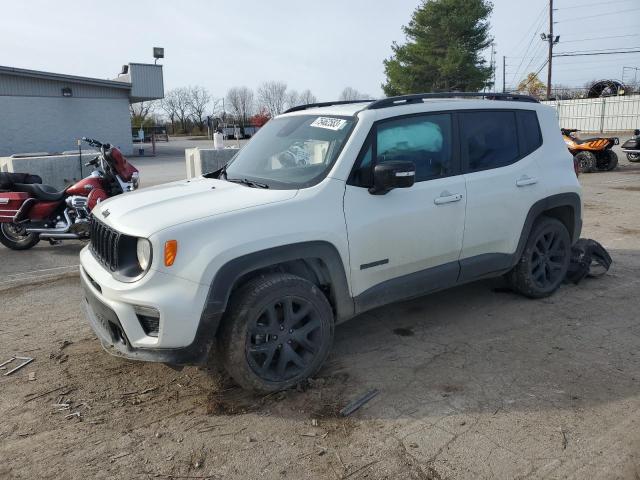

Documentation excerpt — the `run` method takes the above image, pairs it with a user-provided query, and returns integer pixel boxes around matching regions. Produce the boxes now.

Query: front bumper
[79,245,223,365]
[81,272,221,365]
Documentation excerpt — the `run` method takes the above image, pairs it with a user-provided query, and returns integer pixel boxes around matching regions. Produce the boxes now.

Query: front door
[343,112,466,310]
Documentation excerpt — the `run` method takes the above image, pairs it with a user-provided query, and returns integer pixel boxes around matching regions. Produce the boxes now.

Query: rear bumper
[80,269,221,365]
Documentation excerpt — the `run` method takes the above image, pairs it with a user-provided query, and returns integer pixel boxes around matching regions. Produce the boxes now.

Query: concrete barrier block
[1,153,96,190]
[185,148,237,179]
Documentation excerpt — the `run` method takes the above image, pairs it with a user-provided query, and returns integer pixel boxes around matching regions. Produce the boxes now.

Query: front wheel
[217,273,334,392]
[627,152,640,162]
[0,223,40,250]
[507,217,571,298]
[575,151,596,173]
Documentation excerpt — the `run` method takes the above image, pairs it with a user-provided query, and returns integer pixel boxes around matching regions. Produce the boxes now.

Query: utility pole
[541,0,560,99]
[547,0,553,99]
[503,56,506,93]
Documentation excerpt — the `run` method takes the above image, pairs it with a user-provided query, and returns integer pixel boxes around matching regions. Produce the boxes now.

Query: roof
[0,65,131,90]
[282,96,545,119]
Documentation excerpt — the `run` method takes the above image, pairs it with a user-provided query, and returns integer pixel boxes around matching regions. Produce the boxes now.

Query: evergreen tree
[383,0,494,96]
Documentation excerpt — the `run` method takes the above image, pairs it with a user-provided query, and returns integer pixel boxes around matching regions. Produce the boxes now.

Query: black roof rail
[284,100,373,114]
[366,92,539,110]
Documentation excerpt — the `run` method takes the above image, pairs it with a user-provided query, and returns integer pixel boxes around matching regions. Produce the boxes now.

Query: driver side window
[350,113,453,187]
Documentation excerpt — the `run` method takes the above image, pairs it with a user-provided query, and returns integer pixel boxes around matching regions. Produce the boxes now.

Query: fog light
[164,240,177,266]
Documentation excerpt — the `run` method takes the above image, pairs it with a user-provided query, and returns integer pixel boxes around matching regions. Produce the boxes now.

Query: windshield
[221,115,356,189]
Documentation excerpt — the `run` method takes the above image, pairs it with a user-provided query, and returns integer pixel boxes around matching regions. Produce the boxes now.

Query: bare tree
[339,87,373,101]
[286,89,300,109]
[226,86,254,124]
[171,87,191,133]
[130,101,157,121]
[187,86,211,130]
[160,91,180,133]
[257,81,288,117]
[298,89,317,105]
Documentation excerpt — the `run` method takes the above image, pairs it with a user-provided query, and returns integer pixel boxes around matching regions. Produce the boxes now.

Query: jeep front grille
[90,217,121,271]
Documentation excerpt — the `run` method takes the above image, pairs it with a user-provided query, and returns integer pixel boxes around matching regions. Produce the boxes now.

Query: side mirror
[368,161,415,195]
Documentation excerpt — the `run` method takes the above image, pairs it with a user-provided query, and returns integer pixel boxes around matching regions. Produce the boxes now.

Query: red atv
[0,138,139,250]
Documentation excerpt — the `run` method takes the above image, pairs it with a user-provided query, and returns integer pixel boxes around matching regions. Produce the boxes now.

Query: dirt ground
[1,158,640,480]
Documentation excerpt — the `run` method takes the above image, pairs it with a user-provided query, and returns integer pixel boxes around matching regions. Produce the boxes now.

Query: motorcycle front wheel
[627,152,640,162]
[0,223,40,250]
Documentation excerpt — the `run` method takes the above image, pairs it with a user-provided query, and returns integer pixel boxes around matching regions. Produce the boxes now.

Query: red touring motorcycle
[0,138,139,250]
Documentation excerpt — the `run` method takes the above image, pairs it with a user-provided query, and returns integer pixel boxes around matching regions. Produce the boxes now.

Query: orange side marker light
[164,240,178,266]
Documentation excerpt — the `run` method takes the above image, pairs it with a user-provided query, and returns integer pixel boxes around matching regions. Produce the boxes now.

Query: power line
[554,50,640,57]
[555,0,635,9]
[560,34,640,44]
[555,46,640,55]
[509,12,547,86]
[555,7,640,22]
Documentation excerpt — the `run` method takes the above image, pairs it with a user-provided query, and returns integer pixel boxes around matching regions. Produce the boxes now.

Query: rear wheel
[0,223,40,250]
[217,273,334,392]
[627,152,640,162]
[575,151,596,173]
[507,217,571,298]
[598,150,618,171]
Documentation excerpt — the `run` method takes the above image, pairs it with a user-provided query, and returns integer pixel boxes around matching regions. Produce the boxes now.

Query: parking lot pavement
[1,146,640,479]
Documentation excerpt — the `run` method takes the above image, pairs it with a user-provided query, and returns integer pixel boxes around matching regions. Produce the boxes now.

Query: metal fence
[542,94,640,133]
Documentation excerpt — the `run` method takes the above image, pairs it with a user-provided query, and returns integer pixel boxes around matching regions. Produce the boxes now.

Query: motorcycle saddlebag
[621,138,639,150]
[0,192,31,223]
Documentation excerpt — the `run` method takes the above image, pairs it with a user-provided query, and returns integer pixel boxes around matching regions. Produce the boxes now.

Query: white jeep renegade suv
[80,93,581,391]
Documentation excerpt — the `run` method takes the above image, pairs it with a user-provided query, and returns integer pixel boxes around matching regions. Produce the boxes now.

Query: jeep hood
[93,177,298,236]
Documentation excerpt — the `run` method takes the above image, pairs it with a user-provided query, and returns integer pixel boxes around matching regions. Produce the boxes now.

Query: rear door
[458,109,545,281]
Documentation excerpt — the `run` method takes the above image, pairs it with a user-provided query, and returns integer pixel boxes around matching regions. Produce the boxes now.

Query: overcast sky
[1,0,638,101]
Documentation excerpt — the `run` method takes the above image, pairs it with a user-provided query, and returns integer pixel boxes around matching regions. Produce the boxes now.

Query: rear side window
[460,111,519,172]
[517,110,543,156]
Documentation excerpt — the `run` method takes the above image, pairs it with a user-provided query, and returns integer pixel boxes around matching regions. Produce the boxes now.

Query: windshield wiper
[226,177,269,189]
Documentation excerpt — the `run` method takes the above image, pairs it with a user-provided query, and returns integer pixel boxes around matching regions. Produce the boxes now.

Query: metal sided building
[0,63,164,156]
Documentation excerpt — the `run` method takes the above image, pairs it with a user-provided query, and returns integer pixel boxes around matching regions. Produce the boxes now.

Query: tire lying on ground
[217,273,334,392]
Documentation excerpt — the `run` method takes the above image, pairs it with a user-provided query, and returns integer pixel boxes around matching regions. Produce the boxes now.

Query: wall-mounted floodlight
[62,87,72,97]
[153,47,164,64]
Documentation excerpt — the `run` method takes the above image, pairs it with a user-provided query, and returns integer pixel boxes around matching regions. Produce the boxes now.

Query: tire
[574,151,596,173]
[598,150,618,171]
[0,223,40,250]
[507,216,571,299]
[627,152,640,162]
[217,273,334,392]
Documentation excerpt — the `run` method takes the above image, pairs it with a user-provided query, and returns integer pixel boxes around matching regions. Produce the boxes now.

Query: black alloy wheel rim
[530,228,567,289]
[2,223,30,241]
[246,296,322,382]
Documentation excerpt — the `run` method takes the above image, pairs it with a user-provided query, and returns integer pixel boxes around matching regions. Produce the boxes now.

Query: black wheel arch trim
[201,241,354,331]
[513,192,582,265]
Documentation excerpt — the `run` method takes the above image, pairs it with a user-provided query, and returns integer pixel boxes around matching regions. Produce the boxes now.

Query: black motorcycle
[621,129,640,162]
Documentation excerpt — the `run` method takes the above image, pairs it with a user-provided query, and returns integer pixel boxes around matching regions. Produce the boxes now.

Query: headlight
[136,238,152,271]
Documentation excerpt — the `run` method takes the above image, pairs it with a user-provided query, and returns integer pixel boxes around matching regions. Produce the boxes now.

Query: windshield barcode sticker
[310,117,348,131]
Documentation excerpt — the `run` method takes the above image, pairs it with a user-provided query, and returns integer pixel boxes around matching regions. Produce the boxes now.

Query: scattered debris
[311,419,319,427]
[565,238,612,284]
[109,452,131,462]
[339,389,379,417]
[65,412,81,420]
[1,356,34,376]
[561,429,568,450]
[28,372,36,381]
[59,340,73,351]
[409,442,418,448]
[24,385,69,403]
